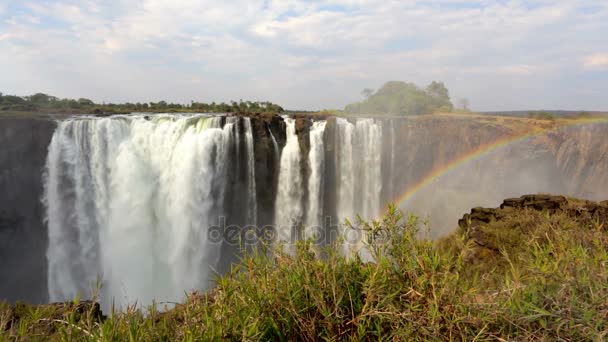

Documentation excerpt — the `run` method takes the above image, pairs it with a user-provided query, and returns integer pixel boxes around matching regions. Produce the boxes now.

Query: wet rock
[500,194,567,211]
[0,117,56,304]
[458,207,504,228]
[249,115,284,228]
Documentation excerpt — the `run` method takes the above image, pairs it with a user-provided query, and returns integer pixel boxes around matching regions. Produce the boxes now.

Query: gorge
[1,113,608,309]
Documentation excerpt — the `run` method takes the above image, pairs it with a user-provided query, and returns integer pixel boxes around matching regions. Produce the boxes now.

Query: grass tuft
[2,198,608,340]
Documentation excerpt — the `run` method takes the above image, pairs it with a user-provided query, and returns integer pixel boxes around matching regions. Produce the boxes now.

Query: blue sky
[0,0,607,111]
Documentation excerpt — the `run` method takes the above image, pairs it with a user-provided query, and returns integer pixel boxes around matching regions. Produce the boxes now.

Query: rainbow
[390,117,608,210]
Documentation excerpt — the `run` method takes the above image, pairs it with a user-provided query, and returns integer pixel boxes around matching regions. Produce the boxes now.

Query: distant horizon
[2,90,608,114]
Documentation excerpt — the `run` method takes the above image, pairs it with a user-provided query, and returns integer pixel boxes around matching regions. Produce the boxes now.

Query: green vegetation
[344,81,454,115]
[574,111,592,119]
[0,92,284,115]
[528,111,556,121]
[2,199,608,340]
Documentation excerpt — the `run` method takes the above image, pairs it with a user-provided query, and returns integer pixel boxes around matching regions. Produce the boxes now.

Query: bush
[2,204,608,340]
[528,111,555,121]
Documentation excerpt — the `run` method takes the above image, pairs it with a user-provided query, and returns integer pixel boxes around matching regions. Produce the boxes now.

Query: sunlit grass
[2,204,608,340]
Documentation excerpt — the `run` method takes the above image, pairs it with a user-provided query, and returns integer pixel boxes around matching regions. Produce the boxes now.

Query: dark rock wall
[0,117,56,303]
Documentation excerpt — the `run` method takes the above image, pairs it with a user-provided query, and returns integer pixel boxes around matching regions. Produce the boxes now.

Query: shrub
[2,204,608,340]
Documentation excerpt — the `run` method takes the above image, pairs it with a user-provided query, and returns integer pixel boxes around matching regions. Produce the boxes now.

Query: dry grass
[2,203,608,341]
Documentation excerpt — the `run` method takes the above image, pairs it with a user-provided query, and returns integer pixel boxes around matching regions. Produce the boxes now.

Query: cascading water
[44,115,249,308]
[305,121,327,239]
[274,118,303,247]
[244,118,257,225]
[333,118,383,256]
[336,118,355,225]
[354,119,383,220]
[43,113,394,308]
[268,124,280,162]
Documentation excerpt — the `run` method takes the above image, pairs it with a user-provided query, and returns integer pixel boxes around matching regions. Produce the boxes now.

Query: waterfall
[43,113,393,307]
[274,118,303,248]
[44,115,251,308]
[333,118,383,257]
[244,118,257,225]
[355,119,383,220]
[336,118,355,223]
[268,124,279,161]
[305,121,327,240]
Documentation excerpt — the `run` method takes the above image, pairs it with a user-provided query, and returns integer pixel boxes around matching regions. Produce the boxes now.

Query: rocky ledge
[459,194,608,228]
[457,194,608,263]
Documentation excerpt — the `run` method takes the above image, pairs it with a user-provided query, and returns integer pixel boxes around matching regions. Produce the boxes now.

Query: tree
[2,95,25,105]
[426,81,453,111]
[78,98,95,106]
[458,98,470,112]
[345,81,454,116]
[27,93,57,105]
[528,111,554,121]
[361,88,374,99]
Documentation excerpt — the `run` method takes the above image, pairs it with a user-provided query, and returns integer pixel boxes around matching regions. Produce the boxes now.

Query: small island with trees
[344,81,454,115]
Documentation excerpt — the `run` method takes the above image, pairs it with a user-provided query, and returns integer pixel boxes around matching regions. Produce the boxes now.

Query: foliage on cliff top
[344,80,454,115]
[0,92,284,115]
[2,196,608,341]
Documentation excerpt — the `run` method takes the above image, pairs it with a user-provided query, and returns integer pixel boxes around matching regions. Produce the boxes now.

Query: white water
[274,118,303,248]
[44,115,240,308]
[244,118,257,225]
[336,118,355,224]
[355,119,383,220]
[334,118,383,257]
[268,124,280,162]
[305,121,327,240]
[44,114,390,308]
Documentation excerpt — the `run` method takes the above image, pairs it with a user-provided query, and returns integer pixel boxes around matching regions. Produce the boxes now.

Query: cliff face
[385,116,608,235]
[0,117,56,303]
[550,123,608,201]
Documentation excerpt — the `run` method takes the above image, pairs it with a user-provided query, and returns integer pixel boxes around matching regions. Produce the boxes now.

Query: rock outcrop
[459,194,608,229]
[457,194,608,263]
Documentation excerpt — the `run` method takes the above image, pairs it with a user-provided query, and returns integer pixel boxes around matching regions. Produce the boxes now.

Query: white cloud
[584,53,608,69]
[0,0,607,111]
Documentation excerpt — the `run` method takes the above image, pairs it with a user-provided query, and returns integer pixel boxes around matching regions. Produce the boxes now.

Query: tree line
[344,81,454,115]
[0,92,284,115]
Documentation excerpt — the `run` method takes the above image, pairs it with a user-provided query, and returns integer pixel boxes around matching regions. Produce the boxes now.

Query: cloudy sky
[0,0,607,111]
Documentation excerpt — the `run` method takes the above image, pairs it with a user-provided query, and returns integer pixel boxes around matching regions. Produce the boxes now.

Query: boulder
[459,194,608,265]
[500,194,567,211]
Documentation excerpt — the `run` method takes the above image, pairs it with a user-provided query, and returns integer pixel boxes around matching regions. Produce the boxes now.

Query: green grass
[2,204,608,341]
